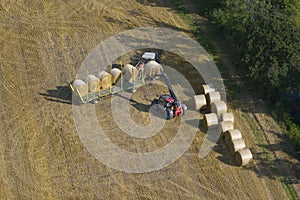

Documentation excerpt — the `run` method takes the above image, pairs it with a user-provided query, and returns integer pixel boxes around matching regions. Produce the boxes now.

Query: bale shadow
[215,143,237,167]
[39,86,72,105]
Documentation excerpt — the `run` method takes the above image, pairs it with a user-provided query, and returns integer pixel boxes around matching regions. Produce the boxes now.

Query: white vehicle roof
[142,52,156,60]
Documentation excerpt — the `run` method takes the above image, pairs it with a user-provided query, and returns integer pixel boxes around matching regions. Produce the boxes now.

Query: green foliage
[242,4,300,94]
[198,0,300,100]
[266,0,299,15]
[272,104,300,153]
[195,0,300,153]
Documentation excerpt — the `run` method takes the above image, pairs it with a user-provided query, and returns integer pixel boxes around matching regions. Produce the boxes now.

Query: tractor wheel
[166,109,174,120]
[182,104,187,115]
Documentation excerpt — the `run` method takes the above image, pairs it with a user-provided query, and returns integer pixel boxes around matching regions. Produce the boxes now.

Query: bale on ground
[204,113,218,128]
[202,84,215,94]
[110,68,122,84]
[193,94,207,110]
[85,75,99,93]
[225,129,242,145]
[229,139,246,154]
[206,91,221,105]
[220,112,234,123]
[235,148,253,166]
[220,121,234,133]
[123,64,139,82]
[211,100,227,118]
[73,79,88,97]
[97,71,112,90]
[144,60,163,77]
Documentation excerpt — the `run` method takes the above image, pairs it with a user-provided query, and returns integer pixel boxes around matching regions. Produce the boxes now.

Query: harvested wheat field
[0,0,299,199]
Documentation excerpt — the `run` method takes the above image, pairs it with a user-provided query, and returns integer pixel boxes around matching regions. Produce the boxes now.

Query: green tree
[241,1,300,99]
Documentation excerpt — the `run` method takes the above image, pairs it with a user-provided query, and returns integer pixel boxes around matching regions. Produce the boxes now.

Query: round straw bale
[73,79,88,97]
[202,84,215,94]
[123,64,139,82]
[206,91,221,105]
[229,139,246,154]
[235,148,253,166]
[220,121,234,133]
[122,64,135,73]
[193,94,207,110]
[110,68,122,84]
[225,129,242,145]
[144,60,163,77]
[97,71,112,90]
[85,75,99,93]
[220,112,234,123]
[204,113,218,128]
[211,101,227,118]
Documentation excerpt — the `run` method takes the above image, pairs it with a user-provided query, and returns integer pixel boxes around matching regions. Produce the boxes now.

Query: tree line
[199,0,299,99]
[194,0,300,151]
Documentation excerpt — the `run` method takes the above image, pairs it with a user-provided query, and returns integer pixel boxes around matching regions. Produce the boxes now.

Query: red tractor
[151,73,187,119]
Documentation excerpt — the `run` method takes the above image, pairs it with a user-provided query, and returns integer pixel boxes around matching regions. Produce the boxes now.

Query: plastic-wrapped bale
[206,91,221,105]
[211,101,227,118]
[123,64,139,82]
[193,94,207,110]
[110,68,122,84]
[225,129,242,145]
[97,71,112,90]
[73,79,88,97]
[144,60,163,77]
[202,84,215,94]
[85,75,99,93]
[229,139,246,154]
[220,121,234,133]
[235,148,253,166]
[220,112,234,123]
[204,113,218,128]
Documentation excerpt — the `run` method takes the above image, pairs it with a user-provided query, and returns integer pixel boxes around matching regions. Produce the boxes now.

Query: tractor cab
[151,73,187,120]
[141,52,161,64]
[159,94,175,108]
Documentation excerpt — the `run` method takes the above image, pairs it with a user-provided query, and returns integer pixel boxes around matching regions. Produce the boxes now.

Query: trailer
[70,53,163,104]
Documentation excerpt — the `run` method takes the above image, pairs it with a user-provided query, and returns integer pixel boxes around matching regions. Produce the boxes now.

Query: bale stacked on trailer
[229,139,246,154]
[73,80,88,97]
[110,68,122,84]
[225,129,242,145]
[202,84,215,94]
[220,113,234,123]
[85,75,99,93]
[220,121,234,133]
[206,91,221,105]
[123,64,139,82]
[204,113,218,128]
[235,149,253,166]
[211,101,227,118]
[97,71,112,90]
[144,60,163,77]
[194,94,207,110]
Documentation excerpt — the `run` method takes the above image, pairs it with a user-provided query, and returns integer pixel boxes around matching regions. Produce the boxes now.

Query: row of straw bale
[72,61,163,97]
[194,84,253,166]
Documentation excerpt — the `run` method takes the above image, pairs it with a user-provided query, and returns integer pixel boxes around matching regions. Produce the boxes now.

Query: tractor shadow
[129,98,167,120]
[39,86,72,105]
[130,98,151,113]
